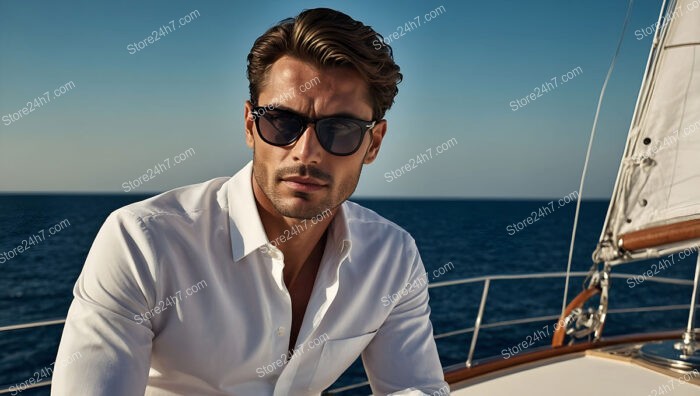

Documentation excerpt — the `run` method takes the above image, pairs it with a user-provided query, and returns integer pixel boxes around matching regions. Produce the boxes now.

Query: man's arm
[51,210,158,395]
[362,241,449,396]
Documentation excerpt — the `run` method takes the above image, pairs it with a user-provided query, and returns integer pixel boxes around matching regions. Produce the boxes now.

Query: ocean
[0,195,697,395]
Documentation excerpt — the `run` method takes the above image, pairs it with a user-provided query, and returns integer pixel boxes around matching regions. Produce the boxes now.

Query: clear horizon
[0,0,664,199]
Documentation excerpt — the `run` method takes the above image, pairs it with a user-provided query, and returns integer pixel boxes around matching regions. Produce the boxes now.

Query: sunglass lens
[317,119,363,155]
[258,111,304,145]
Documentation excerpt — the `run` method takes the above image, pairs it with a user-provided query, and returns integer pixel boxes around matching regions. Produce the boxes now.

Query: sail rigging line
[560,0,637,317]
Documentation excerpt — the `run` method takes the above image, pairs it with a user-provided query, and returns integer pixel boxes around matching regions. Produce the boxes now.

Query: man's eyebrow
[274,104,366,120]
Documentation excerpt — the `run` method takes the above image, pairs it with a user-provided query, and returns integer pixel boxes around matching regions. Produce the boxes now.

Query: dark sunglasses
[252,106,376,156]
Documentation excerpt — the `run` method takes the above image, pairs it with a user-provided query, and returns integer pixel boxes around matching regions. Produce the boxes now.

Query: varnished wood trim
[444,331,685,384]
[620,219,700,251]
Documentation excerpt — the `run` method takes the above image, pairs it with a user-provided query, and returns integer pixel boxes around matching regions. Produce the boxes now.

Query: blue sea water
[0,195,697,395]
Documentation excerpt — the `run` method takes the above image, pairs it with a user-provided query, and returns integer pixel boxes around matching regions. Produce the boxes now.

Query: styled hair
[247,8,402,120]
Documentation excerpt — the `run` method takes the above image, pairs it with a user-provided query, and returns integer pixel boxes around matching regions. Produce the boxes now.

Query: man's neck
[252,176,338,286]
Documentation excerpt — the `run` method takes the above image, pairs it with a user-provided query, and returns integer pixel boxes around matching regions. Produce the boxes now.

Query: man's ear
[363,119,387,164]
[244,101,256,149]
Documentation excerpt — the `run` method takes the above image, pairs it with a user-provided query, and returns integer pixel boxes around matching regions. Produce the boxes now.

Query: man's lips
[280,176,328,192]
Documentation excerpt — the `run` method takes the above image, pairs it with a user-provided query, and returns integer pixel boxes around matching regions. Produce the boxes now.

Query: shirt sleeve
[51,209,158,396]
[361,239,450,396]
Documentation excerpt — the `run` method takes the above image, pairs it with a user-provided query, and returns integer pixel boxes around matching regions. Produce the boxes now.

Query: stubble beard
[252,156,364,220]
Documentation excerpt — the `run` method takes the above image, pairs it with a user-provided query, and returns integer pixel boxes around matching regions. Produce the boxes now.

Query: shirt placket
[274,241,352,395]
[263,244,293,380]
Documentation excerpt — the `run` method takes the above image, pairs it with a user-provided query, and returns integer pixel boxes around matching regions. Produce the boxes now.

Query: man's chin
[273,194,327,219]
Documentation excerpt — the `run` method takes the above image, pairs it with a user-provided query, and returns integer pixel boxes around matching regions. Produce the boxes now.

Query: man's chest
[144,248,399,393]
[287,262,320,351]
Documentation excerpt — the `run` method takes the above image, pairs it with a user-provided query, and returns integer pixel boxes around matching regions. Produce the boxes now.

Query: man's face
[245,56,386,219]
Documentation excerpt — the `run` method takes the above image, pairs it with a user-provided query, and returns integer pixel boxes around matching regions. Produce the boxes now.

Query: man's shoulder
[114,177,231,224]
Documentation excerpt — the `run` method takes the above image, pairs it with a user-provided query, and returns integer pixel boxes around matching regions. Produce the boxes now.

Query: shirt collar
[226,160,352,262]
[226,160,269,262]
[326,199,352,262]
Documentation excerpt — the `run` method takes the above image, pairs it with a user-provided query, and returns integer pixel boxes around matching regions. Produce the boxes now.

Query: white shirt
[51,160,448,396]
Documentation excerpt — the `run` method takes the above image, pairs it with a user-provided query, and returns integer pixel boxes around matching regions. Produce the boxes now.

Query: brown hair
[247,8,402,120]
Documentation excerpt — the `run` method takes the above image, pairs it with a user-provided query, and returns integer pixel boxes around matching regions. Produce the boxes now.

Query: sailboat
[439,0,700,393]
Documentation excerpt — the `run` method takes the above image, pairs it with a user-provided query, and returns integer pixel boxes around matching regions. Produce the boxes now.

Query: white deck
[451,353,700,395]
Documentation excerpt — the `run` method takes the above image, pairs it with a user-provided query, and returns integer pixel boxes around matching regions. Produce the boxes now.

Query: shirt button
[277,326,285,336]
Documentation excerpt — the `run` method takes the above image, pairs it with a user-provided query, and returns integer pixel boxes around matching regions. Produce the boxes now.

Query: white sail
[594,0,700,265]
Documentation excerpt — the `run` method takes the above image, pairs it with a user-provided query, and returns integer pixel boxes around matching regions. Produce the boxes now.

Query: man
[52,8,448,396]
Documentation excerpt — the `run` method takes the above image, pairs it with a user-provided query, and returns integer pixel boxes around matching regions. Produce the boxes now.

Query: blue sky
[0,0,664,198]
